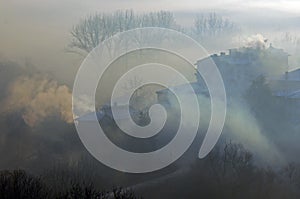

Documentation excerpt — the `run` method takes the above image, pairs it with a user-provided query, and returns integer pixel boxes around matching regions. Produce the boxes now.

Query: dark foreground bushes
[0,170,141,199]
[0,170,48,199]
[136,142,300,199]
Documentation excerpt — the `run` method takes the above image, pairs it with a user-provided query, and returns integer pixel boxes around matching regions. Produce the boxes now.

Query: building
[269,68,300,96]
[195,44,290,99]
[76,94,140,123]
[156,82,208,108]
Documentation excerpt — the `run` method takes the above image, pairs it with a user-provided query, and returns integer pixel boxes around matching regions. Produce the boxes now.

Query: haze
[0,0,299,83]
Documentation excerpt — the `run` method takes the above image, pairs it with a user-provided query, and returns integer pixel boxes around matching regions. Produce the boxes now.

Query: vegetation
[69,10,179,53]
[193,12,238,39]
[0,170,141,199]
[69,10,238,53]
[245,75,290,135]
[1,8,300,199]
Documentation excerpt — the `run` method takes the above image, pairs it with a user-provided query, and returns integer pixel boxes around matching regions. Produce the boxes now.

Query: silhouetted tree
[69,10,179,53]
[0,170,49,199]
[193,12,237,40]
[245,75,289,135]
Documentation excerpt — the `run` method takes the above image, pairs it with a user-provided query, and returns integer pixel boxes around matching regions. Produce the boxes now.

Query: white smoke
[72,94,95,119]
[225,102,285,166]
[243,34,268,49]
[180,94,284,166]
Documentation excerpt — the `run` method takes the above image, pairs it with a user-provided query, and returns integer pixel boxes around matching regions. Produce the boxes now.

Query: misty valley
[1,5,300,199]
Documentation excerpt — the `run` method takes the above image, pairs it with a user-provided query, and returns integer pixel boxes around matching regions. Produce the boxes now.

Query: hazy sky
[0,0,299,83]
[2,0,300,13]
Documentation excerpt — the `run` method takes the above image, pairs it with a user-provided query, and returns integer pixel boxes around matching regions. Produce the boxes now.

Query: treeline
[69,10,239,53]
[139,142,300,199]
[0,170,141,199]
[2,141,300,199]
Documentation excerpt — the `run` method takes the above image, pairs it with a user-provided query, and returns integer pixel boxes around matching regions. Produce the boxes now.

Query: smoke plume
[2,75,73,127]
[243,34,268,49]
[225,102,285,166]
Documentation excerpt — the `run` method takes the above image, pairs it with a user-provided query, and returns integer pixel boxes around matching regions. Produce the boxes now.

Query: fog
[1,1,300,198]
[1,0,300,84]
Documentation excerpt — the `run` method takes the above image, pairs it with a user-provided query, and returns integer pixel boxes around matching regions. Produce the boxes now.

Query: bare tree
[69,10,179,54]
[193,12,237,40]
[206,141,255,198]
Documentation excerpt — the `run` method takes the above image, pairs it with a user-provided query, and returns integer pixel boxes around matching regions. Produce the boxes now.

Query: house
[268,68,300,103]
[268,68,300,122]
[195,44,290,99]
[269,68,300,95]
[156,82,208,108]
[77,44,298,125]
[76,94,140,123]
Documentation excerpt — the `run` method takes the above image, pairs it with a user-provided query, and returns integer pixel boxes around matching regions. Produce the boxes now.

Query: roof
[270,68,300,81]
[266,44,290,56]
[288,90,300,98]
[273,90,300,99]
[285,68,300,81]
[76,104,139,122]
[103,105,139,120]
[75,111,105,122]
[196,45,289,64]
[156,82,208,95]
